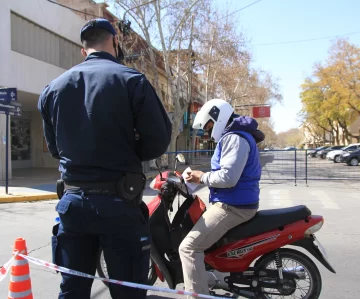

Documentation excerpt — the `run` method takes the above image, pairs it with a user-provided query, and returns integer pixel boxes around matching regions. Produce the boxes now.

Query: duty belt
[63,181,118,195]
[57,172,146,206]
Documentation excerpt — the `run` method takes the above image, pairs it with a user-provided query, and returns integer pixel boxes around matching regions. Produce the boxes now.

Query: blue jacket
[209,117,262,206]
[38,51,172,182]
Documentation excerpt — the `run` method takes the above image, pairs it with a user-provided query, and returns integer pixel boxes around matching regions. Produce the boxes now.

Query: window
[11,12,83,69]
[11,119,31,161]
[347,146,356,150]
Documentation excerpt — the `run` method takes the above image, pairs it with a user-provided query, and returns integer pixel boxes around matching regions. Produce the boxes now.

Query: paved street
[1,180,359,298]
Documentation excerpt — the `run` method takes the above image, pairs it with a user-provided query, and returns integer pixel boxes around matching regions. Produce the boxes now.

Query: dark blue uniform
[38,51,171,181]
[38,51,171,299]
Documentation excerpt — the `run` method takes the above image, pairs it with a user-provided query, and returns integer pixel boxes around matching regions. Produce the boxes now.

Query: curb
[0,193,58,203]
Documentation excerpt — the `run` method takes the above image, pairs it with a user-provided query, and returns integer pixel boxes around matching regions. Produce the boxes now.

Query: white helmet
[192,99,234,142]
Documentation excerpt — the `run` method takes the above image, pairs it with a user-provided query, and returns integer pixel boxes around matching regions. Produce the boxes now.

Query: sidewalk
[0,157,210,203]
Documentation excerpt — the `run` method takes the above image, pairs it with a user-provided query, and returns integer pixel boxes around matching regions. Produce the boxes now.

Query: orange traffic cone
[8,238,33,299]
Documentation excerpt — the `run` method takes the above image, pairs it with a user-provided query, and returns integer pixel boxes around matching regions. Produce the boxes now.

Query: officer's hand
[185,170,204,184]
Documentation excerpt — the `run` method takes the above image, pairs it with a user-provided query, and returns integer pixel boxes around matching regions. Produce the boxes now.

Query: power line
[220,0,264,20]
[252,31,360,47]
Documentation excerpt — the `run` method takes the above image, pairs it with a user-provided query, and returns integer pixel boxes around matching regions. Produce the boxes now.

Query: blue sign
[0,88,21,116]
[197,129,204,136]
[183,111,188,125]
[190,128,204,137]
[0,88,17,102]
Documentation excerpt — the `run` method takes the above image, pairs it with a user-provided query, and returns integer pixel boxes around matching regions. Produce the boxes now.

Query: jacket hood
[225,115,259,133]
[223,115,265,143]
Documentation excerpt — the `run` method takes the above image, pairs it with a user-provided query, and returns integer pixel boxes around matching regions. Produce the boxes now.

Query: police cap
[80,18,116,42]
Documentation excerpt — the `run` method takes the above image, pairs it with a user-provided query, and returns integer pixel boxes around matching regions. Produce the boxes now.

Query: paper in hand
[182,167,200,193]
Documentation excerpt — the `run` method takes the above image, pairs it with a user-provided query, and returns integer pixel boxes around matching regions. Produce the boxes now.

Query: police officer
[37,18,172,299]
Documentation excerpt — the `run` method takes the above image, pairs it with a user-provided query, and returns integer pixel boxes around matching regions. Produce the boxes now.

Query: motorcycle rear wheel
[96,247,158,288]
[255,248,322,299]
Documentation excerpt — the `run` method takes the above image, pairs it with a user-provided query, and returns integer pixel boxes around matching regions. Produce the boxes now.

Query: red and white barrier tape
[16,254,229,299]
[0,256,14,282]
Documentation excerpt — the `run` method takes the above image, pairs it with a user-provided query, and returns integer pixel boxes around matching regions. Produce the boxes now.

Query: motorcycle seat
[217,205,311,246]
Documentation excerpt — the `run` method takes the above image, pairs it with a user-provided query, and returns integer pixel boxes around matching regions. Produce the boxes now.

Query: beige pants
[179,202,257,298]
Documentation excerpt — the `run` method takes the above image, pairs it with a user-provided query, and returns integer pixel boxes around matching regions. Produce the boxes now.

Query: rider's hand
[185,170,204,184]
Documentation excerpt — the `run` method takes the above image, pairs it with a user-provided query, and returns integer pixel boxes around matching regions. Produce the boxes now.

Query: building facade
[0,0,87,179]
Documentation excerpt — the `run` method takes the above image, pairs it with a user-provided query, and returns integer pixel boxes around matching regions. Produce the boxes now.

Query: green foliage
[300,38,360,144]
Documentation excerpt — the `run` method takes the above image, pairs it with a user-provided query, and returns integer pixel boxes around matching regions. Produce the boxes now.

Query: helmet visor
[203,119,214,131]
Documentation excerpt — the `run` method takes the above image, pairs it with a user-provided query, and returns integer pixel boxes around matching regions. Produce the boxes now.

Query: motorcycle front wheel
[255,248,322,299]
[96,247,158,287]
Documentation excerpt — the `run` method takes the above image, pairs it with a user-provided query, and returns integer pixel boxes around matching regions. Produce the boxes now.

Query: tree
[256,119,277,149]
[300,38,360,145]
[276,128,304,148]
[327,38,360,115]
[195,12,282,108]
[110,0,282,160]
[112,0,210,163]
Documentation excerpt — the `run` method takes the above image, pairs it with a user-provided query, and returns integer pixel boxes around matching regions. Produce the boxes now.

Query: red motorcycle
[97,154,336,298]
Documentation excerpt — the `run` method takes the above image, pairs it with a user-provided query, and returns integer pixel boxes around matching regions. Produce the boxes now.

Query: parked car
[326,143,360,163]
[340,149,360,166]
[307,145,329,157]
[317,145,345,159]
[284,146,297,151]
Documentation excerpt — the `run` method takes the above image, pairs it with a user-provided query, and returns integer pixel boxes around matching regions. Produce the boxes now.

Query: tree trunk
[335,124,340,145]
[168,120,179,169]
[205,28,215,102]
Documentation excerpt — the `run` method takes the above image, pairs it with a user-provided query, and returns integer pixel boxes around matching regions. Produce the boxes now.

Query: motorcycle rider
[181,98,264,297]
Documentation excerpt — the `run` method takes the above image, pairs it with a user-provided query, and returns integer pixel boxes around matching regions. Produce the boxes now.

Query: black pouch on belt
[117,172,146,205]
[56,179,64,199]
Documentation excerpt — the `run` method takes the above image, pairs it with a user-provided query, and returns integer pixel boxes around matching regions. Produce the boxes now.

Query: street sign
[252,106,270,118]
[0,87,21,194]
[0,87,17,102]
[0,87,21,116]
[0,102,22,116]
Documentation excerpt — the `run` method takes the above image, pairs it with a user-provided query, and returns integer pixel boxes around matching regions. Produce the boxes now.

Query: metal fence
[255,149,359,184]
[148,149,359,184]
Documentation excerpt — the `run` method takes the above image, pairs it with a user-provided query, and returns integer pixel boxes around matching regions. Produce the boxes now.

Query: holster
[117,172,146,205]
[56,180,64,199]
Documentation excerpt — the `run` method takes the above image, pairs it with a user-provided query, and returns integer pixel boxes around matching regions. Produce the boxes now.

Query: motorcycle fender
[291,237,336,274]
[150,242,175,289]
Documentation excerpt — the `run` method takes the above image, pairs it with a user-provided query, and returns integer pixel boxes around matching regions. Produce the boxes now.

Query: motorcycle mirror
[155,158,163,180]
[176,154,186,164]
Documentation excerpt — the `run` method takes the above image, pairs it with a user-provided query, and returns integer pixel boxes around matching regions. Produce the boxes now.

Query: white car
[326,143,360,163]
